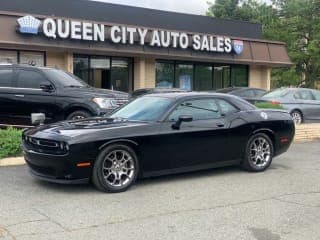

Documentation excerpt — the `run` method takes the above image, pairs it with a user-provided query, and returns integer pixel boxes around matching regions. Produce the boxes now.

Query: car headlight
[93,98,116,109]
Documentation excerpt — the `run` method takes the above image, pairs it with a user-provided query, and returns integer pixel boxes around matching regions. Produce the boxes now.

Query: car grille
[23,136,68,155]
[112,98,128,108]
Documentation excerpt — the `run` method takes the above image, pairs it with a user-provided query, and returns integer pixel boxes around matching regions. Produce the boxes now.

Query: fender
[99,139,139,150]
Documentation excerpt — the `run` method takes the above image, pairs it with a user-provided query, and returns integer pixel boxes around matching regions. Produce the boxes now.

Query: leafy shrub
[255,102,284,109]
[0,127,22,159]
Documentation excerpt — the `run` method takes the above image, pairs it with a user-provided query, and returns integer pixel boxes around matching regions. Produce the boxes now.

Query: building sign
[17,15,244,55]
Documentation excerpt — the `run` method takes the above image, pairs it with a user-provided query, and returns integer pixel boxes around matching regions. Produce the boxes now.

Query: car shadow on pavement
[30,163,287,193]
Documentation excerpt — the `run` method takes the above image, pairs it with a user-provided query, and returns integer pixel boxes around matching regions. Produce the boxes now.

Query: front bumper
[22,143,93,184]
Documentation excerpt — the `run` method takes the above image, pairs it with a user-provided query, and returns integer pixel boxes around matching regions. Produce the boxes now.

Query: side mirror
[172,115,193,130]
[40,83,54,92]
[31,113,45,125]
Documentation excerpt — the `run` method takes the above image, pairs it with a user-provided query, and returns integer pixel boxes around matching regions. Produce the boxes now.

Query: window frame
[163,97,239,122]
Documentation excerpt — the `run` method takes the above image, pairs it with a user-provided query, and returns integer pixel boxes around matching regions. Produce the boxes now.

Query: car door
[0,67,16,125]
[12,68,58,125]
[294,89,319,120]
[157,97,233,171]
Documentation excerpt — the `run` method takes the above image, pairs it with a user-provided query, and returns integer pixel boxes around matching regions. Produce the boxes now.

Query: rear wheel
[290,110,303,125]
[92,144,139,193]
[242,133,273,172]
[66,110,92,120]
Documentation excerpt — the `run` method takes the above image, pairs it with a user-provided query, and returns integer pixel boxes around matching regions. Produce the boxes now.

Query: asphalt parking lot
[0,141,320,240]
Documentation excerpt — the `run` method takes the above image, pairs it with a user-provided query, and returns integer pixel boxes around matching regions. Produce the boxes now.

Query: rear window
[263,88,292,98]
[0,69,14,87]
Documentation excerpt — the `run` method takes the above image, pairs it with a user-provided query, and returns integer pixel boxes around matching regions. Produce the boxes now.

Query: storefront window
[0,50,17,64]
[73,55,90,84]
[231,66,248,87]
[175,63,193,90]
[194,65,212,91]
[20,51,44,66]
[156,61,174,88]
[214,66,230,89]
[156,60,248,91]
[73,54,132,92]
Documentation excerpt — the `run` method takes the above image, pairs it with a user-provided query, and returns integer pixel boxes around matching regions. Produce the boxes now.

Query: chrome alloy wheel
[102,150,135,187]
[249,137,271,168]
[291,111,302,125]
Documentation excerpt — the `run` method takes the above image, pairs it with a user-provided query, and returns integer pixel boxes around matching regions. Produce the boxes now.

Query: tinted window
[168,99,221,121]
[295,90,314,100]
[16,70,47,89]
[254,89,266,97]
[0,69,14,87]
[217,99,238,115]
[238,89,255,98]
[43,69,88,87]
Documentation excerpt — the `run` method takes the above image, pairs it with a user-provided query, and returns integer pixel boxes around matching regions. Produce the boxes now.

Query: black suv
[0,64,128,126]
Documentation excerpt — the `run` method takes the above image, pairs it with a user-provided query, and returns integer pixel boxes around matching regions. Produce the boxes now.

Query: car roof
[143,91,235,99]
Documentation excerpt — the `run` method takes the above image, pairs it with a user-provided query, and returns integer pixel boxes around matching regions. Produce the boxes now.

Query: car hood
[63,87,129,98]
[24,117,149,142]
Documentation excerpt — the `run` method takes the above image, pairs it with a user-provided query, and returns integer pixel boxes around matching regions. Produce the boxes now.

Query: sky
[92,0,272,15]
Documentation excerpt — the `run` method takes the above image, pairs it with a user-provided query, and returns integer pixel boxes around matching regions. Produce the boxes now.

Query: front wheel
[290,110,303,125]
[66,110,92,120]
[92,144,139,193]
[241,133,274,172]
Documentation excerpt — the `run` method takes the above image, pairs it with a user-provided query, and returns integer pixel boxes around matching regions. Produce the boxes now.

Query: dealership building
[0,0,292,93]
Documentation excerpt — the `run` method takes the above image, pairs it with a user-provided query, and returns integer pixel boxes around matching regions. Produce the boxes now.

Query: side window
[254,89,266,97]
[168,98,221,121]
[0,69,14,87]
[216,99,238,115]
[312,90,320,100]
[295,90,314,100]
[16,70,48,89]
[239,90,254,98]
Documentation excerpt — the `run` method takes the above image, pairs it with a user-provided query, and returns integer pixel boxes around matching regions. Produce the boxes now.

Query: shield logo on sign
[232,40,244,55]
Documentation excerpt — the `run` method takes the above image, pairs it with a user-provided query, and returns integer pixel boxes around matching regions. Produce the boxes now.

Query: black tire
[92,144,139,193]
[241,133,274,172]
[290,110,303,125]
[66,110,92,120]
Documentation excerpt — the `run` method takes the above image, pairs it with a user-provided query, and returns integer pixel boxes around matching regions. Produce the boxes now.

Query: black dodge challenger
[22,92,295,193]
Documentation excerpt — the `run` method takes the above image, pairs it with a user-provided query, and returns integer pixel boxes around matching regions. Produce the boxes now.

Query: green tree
[206,0,320,88]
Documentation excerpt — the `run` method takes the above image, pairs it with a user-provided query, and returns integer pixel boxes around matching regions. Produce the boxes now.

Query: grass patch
[255,102,284,109]
[0,127,22,159]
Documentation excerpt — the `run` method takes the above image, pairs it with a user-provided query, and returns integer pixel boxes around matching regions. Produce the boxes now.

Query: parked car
[130,87,188,98]
[256,88,320,124]
[22,92,295,193]
[0,64,128,126]
[215,87,266,103]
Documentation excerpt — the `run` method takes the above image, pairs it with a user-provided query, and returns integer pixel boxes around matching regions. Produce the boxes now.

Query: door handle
[216,122,225,127]
[15,94,25,98]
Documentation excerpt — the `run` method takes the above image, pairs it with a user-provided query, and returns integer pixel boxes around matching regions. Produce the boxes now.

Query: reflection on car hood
[25,117,148,139]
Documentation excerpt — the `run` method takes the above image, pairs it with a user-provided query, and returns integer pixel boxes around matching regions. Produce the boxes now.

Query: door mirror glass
[172,114,193,130]
[179,115,193,122]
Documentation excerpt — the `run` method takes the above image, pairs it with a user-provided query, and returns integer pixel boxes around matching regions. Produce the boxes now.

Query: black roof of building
[1,0,262,39]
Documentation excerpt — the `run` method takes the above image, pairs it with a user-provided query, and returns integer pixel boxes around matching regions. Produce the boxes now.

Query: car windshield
[110,96,174,121]
[43,69,89,88]
[263,88,291,98]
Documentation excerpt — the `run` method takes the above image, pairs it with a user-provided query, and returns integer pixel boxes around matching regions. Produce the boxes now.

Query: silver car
[260,88,320,124]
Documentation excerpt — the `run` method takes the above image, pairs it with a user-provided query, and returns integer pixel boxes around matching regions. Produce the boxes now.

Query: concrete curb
[0,156,25,167]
